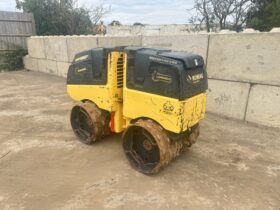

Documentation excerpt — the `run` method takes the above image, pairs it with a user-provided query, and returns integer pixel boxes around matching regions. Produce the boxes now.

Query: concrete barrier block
[142,35,172,48]
[207,79,250,120]
[131,26,143,36]
[37,59,46,73]
[23,56,38,71]
[243,28,259,33]
[97,36,141,48]
[219,29,237,34]
[37,59,57,75]
[159,25,187,35]
[44,37,68,62]
[207,33,280,86]
[143,29,160,36]
[246,85,280,128]
[67,36,98,62]
[142,34,209,60]
[108,26,133,36]
[27,37,45,59]
[57,61,70,78]
[270,27,280,33]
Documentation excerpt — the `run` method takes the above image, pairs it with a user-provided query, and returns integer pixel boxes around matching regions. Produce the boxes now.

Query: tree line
[16,0,109,35]
[15,0,280,35]
[189,0,280,32]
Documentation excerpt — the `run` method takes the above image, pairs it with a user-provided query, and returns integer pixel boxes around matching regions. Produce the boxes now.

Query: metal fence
[0,11,36,51]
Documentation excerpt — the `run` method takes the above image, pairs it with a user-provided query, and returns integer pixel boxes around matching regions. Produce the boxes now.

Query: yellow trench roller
[67,47,208,174]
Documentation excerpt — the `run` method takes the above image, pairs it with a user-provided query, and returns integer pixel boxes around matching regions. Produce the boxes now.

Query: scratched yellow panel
[182,93,207,131]
[67,52,124,112]
[123,89,207,133]
[123,88,182,133]
[67,85,113,111]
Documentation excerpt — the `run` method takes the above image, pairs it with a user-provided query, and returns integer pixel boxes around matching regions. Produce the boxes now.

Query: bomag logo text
[187,73,204,83]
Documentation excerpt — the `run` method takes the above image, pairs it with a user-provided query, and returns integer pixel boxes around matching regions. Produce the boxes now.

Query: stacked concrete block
[57,61,71,78]
[158,24,204,35]
[207,79,250,120]
[44,36,69,62]
[23,55,38,71]
[96,36,142,48]
[26,37,46,59]
[131,25,143,36]
[246,85,280,128]
[66,36,98,62]
[270,27,280,33]
[37,59,57,75]
[207,32,280,86]
[66,36,142,62]
[142,34,209,61]
[142,35,172,48]
[109,26,133,36]
[142,26,161,36]
[107,24,207,36]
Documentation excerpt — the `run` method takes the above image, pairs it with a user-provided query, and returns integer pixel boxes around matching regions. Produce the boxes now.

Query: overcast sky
[0,0,194,24]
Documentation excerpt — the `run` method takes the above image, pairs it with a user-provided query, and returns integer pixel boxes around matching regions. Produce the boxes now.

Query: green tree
[16,0,108,35]
[247,0,280,31]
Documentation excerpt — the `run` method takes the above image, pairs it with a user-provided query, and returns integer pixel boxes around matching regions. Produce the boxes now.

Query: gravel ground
[0,70,279,210]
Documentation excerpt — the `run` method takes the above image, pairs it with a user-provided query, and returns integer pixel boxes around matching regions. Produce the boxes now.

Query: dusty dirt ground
[0,70,279,210]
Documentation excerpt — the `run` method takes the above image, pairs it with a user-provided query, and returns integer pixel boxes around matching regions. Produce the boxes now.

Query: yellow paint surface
[123,88,207,133]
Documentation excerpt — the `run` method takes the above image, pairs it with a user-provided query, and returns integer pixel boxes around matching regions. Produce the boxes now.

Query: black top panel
[160,52,204,69]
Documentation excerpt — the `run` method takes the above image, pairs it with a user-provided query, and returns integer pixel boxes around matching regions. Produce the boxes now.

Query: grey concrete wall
[207,79,250,120]
[23,30,280,128]
[67,36,98,62]
[107,24,211,36]
[142,34,209,61]
[27,37,45,59]
[23,55,38,71]
[246,85,280,128]
[207,32,280,86]
[44,37,69,62]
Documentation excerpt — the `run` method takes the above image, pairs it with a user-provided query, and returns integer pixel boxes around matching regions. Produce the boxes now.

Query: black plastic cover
[67,48,107,85]
[125,47,208,100]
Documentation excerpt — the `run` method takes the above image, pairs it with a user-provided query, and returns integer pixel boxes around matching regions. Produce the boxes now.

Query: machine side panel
[123,88,207,134]
[67,85,113,111]
[123,88,182,133]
